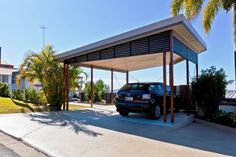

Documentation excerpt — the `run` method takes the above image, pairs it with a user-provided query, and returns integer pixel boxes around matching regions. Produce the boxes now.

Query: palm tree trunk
[233,3,236,89]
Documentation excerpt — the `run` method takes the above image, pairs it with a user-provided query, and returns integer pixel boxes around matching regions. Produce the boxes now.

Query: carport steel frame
[59,15,206,123]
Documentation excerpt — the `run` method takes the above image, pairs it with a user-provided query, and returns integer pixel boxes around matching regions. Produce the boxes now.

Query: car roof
[126,82,163,85]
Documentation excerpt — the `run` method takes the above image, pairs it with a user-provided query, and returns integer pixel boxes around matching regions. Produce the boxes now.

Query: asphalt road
[0,143,20,157]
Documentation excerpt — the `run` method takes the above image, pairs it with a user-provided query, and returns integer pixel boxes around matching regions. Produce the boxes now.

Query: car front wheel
[119,110,129,116]
[150,105,161,119]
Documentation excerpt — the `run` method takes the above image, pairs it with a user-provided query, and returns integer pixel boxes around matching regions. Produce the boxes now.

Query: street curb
[195,118,236,134]
[0,130,51,157]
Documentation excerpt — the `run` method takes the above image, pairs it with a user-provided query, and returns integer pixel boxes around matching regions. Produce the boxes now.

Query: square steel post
[66,64,69,111]
[126,71,129,84]
[163,52,167,122]
[111,68,114,104]
[170,32,174,123]
[91,65,94,108]
[63,63,66,111]
[196,64,199,80]
[186,59,190,116]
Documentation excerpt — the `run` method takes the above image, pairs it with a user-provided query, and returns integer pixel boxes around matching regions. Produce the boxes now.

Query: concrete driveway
[0,106,235,157]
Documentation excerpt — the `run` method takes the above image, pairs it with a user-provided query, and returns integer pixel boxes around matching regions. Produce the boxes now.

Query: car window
[166,86,171,92]
[148,85,156,91]
[156,84,162,91]
[120,84,129,90]
[139,84,149,91]
[130,84,138,90]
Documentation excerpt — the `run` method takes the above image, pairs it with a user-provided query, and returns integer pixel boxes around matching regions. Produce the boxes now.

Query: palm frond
[202,0,222,33]
[183,0,204,20]
[171,0,184,16]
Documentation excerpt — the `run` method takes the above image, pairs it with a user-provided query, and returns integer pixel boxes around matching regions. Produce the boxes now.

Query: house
[0,47,18,88]
[0,47,41,91]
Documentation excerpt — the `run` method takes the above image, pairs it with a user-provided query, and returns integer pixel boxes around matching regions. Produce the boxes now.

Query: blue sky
[0,0,234,90]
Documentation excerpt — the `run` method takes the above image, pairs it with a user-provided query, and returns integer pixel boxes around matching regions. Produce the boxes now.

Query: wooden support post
[63,63,66,111]
[186,59,190,116]
[91,65,94,108]
[170,32,174,123]
[163,52,167,122]
[126,71,129,84]
[111,68,114,104]
[196,64,199,80]
[66,64,69,111]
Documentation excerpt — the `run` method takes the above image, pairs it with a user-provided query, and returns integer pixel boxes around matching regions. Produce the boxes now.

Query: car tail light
[142,94,150,100]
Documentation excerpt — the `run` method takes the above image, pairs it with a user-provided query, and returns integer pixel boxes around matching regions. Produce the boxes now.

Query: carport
[55,15,206,123]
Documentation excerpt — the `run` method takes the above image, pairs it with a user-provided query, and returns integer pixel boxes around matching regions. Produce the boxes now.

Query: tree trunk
[233,3,236,89]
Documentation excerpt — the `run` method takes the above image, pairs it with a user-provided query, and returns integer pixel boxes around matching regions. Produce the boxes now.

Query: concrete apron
[0,106,194,157]
[80,104,195,129]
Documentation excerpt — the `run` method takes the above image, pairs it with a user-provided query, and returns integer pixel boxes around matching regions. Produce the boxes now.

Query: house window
[0,75,9,83]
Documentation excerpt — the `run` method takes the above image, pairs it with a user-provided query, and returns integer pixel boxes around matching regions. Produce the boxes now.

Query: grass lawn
[0,97,47,114]
[0,97,90,114]
[68,104,91,110]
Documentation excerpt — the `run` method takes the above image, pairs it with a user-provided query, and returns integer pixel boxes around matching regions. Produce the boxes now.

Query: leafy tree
[191,66,232,117]
[69,68,87,95]
[171,0,236,85]
[83,79,109,102]
[19,45,86,110]
[0,82,9,97]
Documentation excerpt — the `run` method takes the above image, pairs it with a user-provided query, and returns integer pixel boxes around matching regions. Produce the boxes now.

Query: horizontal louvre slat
[115,43,130,57]
[173,37,188,58]
[100,47,114,60]
[77,55,87,62]
[87,51,100,61]
[188,49,198,63]
[173,37,198,63]
[131,37,148,55]
[65,57,77,64]
[149,31,170,53]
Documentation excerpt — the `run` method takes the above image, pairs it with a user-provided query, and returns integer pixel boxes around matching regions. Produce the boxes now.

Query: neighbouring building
[0,47,41,91]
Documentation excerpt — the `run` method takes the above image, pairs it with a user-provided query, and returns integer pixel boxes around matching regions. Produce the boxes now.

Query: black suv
[115,82,174,119]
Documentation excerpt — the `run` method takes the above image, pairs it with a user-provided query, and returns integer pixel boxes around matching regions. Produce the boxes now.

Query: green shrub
[0,82,10,97]
[12,88,45,105]
[192,66,232,118]
[211,111,236,128]
[24,88,41,104]
[20,108,25,113]
[12,89,24,100]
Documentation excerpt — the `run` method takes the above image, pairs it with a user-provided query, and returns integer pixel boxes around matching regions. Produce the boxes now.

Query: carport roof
[55,15,206,72]
[56,15,206,62]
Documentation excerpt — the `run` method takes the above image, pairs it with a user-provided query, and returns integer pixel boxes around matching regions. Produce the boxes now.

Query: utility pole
[40,25,48,48]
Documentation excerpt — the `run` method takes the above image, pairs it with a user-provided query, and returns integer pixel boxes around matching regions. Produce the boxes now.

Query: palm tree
[171,0,236,87]
[19,45,86,110]
[69,67,87,95]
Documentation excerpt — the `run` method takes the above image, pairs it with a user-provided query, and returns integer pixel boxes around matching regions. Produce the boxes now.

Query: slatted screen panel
[65,31,198,64]
[77,55,87,62]
[100,47,114,60]
[115,43,130,57]
[131,37,149,56]
[173,37,198,64]
[149,31,170,53]
[87,51,100,61]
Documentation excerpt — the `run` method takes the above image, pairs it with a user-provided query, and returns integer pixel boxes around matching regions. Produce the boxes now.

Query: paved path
[0,131,47,157]
[0,107,235,157]
[0,143,20,157]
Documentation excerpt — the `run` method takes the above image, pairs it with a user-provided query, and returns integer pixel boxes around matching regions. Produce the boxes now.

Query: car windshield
[120,84,156,91]
[121,84,145,90]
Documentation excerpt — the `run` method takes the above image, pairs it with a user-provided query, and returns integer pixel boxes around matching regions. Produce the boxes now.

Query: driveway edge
[195,118,236,134]
[0,130,50,157]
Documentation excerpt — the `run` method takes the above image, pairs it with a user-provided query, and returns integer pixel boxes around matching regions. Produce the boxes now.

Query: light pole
[40,25,48,48]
